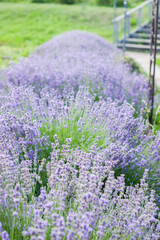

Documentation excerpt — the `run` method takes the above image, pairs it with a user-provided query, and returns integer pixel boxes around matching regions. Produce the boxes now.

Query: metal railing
[149,0,159,124]
[113,0,153,43]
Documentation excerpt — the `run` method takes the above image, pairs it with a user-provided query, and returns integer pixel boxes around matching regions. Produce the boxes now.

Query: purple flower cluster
[0,31,159,239]
[0,85,158,165]
[0,85,160,239]
[0,31,148,110]
[0,132,160,239]
[0,223,10,240]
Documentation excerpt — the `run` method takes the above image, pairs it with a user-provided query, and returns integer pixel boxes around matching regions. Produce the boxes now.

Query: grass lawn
[0,3,124,68]
[156,58,160,67]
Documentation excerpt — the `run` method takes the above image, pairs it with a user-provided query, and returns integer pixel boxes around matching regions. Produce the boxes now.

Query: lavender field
[0,31,160,240]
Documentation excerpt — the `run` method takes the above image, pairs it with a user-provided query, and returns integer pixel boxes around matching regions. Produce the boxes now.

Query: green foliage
[39,114,106,153]
[156,58,160,67]
[0,3,121,68]
[59,0,75,4]
[129,0,145,8]
[30,0,144,6]
[0,2,148,68]
[154,110,160,131]
[124,56,147,76]
[153,95,160,132]
[0,0,30,2]
[36,106,107,195]
[91,0,145,7]
[32,0,53,3]
[96,0,123,7]
[0,0,146,6]
[0,202,33,240]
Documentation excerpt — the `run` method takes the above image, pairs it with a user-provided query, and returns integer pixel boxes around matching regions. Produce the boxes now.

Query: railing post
[113,21,119,43]
[138,8,142,28]
[114,0,118,20]
[113,0,118,44]
[113,21,115,43]
[127,15,130,35]
[149,1,152,20]
[123,0,128,54]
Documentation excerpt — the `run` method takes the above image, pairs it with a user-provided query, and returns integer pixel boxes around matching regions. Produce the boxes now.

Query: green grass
[152,88,160,131]
[0,2,150,68]
[0,3,124,68]
[156,58,160,67]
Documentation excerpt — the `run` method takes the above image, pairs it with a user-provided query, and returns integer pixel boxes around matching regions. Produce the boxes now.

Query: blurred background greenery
[0,0,146,8]
[0,0,146,68]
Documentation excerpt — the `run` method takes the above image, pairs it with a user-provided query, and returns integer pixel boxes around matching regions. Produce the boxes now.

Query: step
[143,25,160,30]
[137,29,160,34]
[117,43,160,51]
[125,38,160,45]
[144,22,160,26]
[130,33,160,40]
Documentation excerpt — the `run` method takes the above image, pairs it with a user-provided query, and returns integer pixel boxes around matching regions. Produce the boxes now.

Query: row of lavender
[0,31,148,110]
[0,31,160,239]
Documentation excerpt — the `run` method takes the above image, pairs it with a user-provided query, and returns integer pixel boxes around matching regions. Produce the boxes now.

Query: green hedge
[31,0,145,6]
[96,0,123,6]
[31,0,90,3]
[0,0,146,7]
[31,0,123,5]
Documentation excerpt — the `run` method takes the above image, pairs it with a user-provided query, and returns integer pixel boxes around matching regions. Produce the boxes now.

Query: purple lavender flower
[0,31,148,110]
[1,231,10,240]
[0,31,159,240]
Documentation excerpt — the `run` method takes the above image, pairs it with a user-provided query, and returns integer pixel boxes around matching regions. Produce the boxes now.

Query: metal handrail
[113,0,152,22]
[113,0,153,43]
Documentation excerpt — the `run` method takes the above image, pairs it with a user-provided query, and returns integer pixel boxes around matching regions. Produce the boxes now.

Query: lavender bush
[0,31,159,239]
[0,134,160,240]
[0,31,148,110]
[0,86,160,196]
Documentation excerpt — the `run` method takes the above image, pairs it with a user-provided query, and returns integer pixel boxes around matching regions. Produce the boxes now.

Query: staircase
[113,0,160,51]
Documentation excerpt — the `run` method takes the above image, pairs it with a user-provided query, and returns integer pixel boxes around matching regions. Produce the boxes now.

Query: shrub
[97,0,124,7]
[0,30,159,239]
[96,0,144,7]
[0,133,160,239]
[31,0,79,4]
[0,31,149,112]
[59,0,75,4]
[1,85,160,199]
